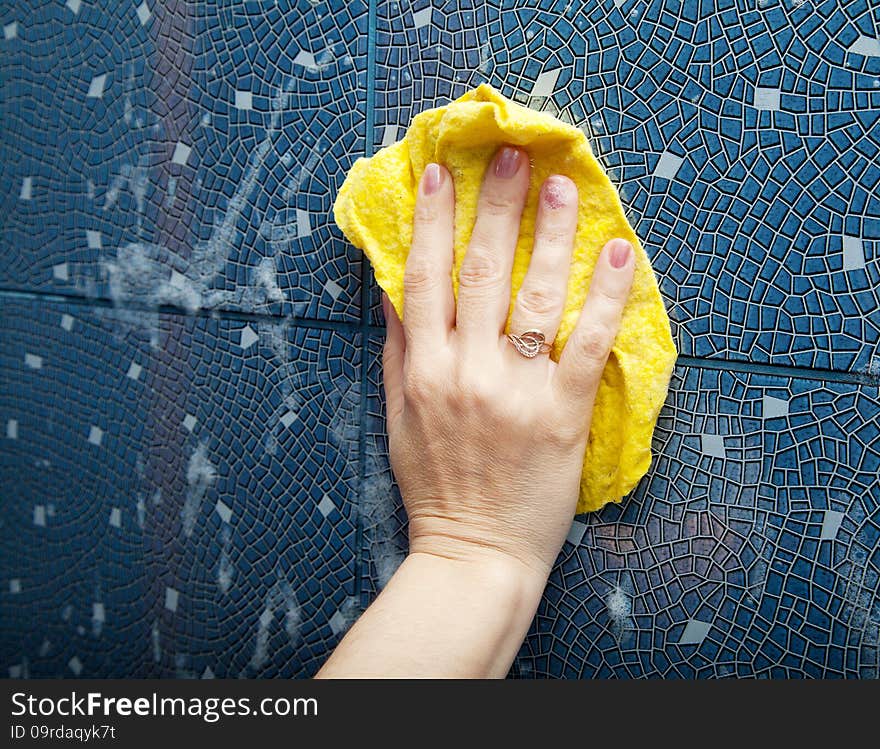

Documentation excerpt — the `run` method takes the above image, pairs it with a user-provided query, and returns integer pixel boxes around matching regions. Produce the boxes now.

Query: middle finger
[455,146,530,348]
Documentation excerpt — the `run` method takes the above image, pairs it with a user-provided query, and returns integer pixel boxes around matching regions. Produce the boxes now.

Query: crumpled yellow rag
[334,84,676,513]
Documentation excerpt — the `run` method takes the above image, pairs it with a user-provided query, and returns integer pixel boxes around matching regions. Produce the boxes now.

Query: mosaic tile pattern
[0,297,359,678]
[2,0,879,680]
[0,1,368,321]
[364,343,880,678]
[373,0,880,372]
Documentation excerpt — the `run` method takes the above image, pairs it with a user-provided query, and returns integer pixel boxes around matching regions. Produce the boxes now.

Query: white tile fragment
[531,68,560,97]
[39,639,51,657]
[848,35,880,57]
[234,90,253,110]
[413,7,433,28]
[324,279,343,301]
[88,425,103,446]
[53,263,69,281]
[215,500,232,524]
[33,505,46,527]
[93,602,105,623]
[318,494,335,518]
[279,410,297,428]
[381,123,399,146]
[701,434,726,459]
[754,87,781,111]
[25,353,42,369]
[183,413,197,432]
[9,665,22,678]
[762,395,789,419]
[566,520,587,546]
[20,177,32,200]
[679,618,712,645]
[68,656,82,676]
[137,2,152,26]
[296,207,311,238]
[3,22,18,40]
[7,419,19,439]
[821,510,845,541]
[86,229,102,249]
[842,236,865,271]
[654,151,684,180]
[66,0,82,15]
[239,324,259,350]
[293,50,316,69]
[202,666,215,679]
[164,587,179,612]
[109,507,121,528]
[87,74,107,99]
[126,361,142,380]
[171,141,192,166]
[61,313,74,331]
[10,579,21,594]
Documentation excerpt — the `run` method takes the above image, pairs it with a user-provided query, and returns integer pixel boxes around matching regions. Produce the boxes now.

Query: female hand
[318,144,634,678]
[383,145,635,579]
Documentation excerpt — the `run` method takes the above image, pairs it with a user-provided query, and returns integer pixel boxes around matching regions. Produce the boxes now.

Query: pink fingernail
[494,146,522,179]
[608,239,632,269]
[542,175,572,210]
[381,292,389,322]
[423,163,443,195]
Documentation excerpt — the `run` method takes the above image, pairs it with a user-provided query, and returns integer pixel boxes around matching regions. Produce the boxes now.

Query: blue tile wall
[1,296,359,677]
[373,0,880,371]
[2,0,879,678]
[364,346,880,678]
[1,1,368,321]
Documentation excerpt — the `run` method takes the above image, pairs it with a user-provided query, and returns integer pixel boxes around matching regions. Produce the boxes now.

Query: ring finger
[508,175,578,356]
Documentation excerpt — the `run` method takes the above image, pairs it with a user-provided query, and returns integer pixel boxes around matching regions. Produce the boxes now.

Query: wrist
[405,543,549,621]
[399,549,547,677]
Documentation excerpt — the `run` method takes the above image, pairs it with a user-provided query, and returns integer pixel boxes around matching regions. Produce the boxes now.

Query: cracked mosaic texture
[0,297,359,677]
[1,1,368,321]
[2,0,880,680]
[365,340,880,678]
[373,0,880,372]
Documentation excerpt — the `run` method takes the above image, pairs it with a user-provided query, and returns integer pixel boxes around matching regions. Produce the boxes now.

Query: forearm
[316,551,547,678]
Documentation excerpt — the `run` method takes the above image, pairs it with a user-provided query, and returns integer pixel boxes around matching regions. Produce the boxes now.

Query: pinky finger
[554,238,634,413]
[382,292,405,426]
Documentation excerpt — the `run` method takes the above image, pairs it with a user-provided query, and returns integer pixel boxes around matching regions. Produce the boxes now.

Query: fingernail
[494,146,522,179]
[608,239,632,269]
[542,175,572,210]
[381,292,389,322]
[422,163,443,195]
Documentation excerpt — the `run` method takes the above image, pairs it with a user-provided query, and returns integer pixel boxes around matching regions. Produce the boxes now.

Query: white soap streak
[152,620,161,663]
[606,581,635,641]
[181,443,217,538]
[243,580,301,675]
[217,526,234,594]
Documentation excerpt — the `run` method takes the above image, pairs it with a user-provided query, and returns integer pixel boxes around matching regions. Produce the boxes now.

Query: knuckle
[534,225,572,248]
[480,192,519,216]
[540,412,583,447]
[455,369,496,409]
[403,368,435,405]
[403,256,437,294]
[590,279,628,308]
[413,199,440,224]
[458,252,502,289]
[517,284,562,318]
[571,322,613,366]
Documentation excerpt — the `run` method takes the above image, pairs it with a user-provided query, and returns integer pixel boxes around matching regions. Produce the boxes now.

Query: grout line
[354,0,379,609]
[1,288,877,388]
[676,355,880,387]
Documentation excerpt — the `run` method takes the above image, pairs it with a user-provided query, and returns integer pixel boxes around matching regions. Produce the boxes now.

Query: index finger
[403,163,456,353]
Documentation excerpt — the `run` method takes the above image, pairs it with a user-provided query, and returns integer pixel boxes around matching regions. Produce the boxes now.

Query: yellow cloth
[334,84,676,513]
